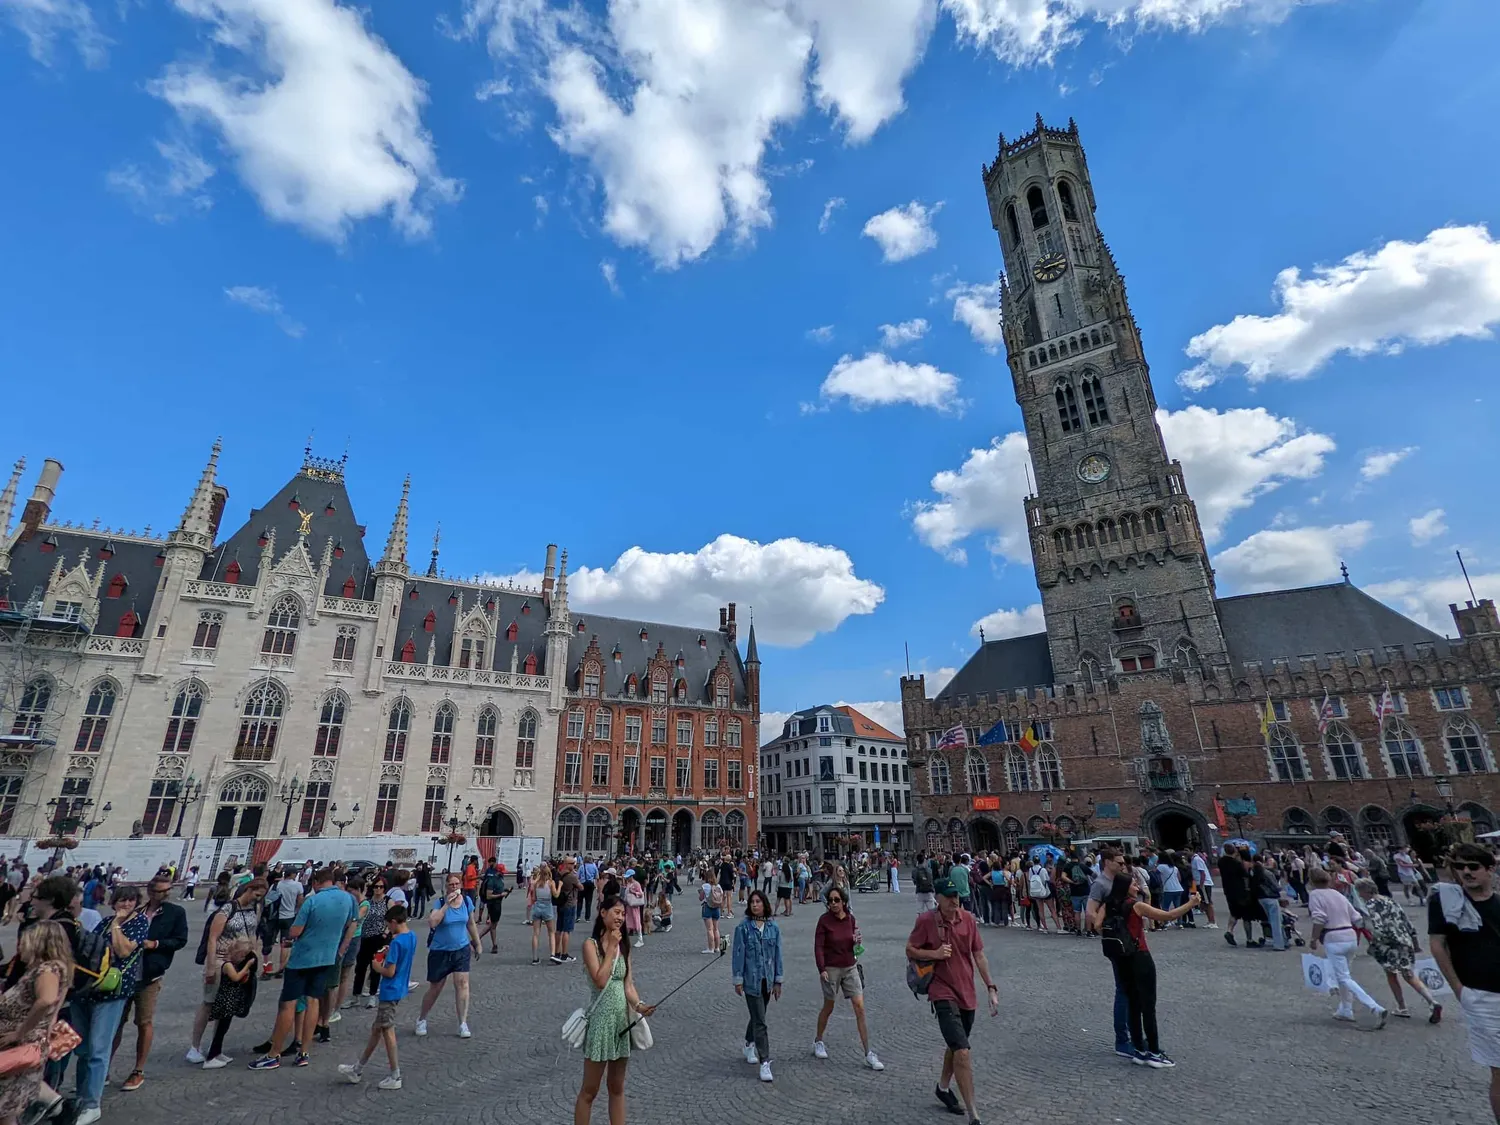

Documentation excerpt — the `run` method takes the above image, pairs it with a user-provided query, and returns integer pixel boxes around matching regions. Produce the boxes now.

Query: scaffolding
[0,585,88,838]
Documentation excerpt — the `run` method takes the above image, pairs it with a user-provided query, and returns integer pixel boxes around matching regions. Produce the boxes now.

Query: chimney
[719,606,728,632]
[208,485,230,541]
[19,459,62,540]
[726,602,738,643]
[542,543,558,607]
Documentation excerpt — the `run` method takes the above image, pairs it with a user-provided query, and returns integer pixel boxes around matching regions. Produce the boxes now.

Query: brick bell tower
[983,116,1228,682]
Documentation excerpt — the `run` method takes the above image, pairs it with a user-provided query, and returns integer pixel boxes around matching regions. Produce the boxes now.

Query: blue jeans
[73,994,127,1110]
[1112,976,1130,1050]
[1159,890,1182,914]
[1259,898,1286,950]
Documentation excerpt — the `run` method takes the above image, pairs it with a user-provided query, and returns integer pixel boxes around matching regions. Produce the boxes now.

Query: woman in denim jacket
[731,890,783,1083]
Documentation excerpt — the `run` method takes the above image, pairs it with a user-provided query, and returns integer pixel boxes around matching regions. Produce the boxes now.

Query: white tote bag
[1413,956,1454,997]
[1301,953,1336,994]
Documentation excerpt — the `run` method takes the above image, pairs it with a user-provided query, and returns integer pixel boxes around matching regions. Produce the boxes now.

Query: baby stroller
[854,868,883,894]
[1280,907,1307,947]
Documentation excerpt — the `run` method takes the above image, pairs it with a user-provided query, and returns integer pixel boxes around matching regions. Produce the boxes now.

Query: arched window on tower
[1027,185,1049,229]
[1268,728,1306,782]
[1058,179,1079,222]
[1055,382,1081,432]
[967,752,989,793]
[1082,376,1109,425]
[74,680,116,752]
[1053,528,1072,554]
[928,757,951,795]
[1007,749,1033,792]
[261,595,300,657]
[1005,202,1021,246]
[233,682,285,761]
[1035,746,1063,789]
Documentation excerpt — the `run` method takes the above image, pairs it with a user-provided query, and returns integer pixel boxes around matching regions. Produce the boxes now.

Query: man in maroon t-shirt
[907,877,999,1124]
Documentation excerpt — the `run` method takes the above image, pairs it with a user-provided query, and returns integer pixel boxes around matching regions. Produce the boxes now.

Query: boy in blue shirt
[338,904,414,1090]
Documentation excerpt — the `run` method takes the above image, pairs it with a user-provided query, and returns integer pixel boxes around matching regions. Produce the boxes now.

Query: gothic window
[1090,329,1101,347]
[1005,202,1021,246]
[373,779,400,833]
[1082,376,1109,424]
[725,809,746,846]
[333,626,357,662]
[585,808,611,853]
[967,752,988,793]
[459,629,486,670]
[420,781,447,832]
[1057,179,1079,222]
[651,717,667,745]
[1383,721,1426,778]
[583,666,600,697]
[1175,642,1200,670]
[516,708,538,768]
[676,717,694,747]
[1098,518,1117,543]
[651,676,667,704]
[1054,528,1072,554]
[715,678,730,709]
[700,810,722,849]
[342,576,357,598]
[929,757,952,795]
[1122,513,1141,538]
[1144,509,1165,533]
[1068,336,1078,354]
[1445,719,1489,774]
[260,595,300,657]
[1055,382,1081,432]
[163,682,203,753]
[234,681,285,761]
[1075,523,1094,547]
[384,699,411,762]
[1115,600,1139,628]
[1048,343,1058,362]
[1007,749,1033,792]
[188,612,220,654]
[313,692,345,757]
[474,706,497,767]
[10,677,50,738]
[73,680,116,752]
[431,702,455,763]
[1036,746,1063,789]
[140,779,180,836]
[1079,653,1100,685]
[1269,728,1306,782]
[106,574,126,599]
[1027,185,1049,229]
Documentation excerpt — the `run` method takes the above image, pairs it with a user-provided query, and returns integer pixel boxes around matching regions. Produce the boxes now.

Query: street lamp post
[444,796,475,874]
[1229,792,1251,840]
[173,776,203,838]
[277,776,304,836]
[330,802,360,837]
[82,802,111,838]
[1068,795,1095,840]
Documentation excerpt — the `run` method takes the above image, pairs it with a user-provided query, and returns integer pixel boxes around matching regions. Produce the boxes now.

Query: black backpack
[68,923,117,999]
[1099,900,1140,960]
[196,903,252,966]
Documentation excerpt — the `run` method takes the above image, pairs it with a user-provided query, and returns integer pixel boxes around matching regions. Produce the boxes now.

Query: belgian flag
[1018,722,1039,753]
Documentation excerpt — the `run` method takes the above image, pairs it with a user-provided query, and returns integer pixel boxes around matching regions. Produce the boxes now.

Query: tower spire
[745,614,760,665]
[379,475,410,574]
[427,523,441,577]
[168,439,221,552]
[555,549,568,609]
[0,457,23,541]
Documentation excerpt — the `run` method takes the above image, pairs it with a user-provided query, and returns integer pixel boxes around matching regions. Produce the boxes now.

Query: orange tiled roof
[834,705,901,742]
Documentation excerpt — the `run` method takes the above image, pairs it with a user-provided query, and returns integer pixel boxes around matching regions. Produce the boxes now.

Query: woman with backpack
[187,878,266,1063]
[1099,872,1198,1068]
[1026,857,1053,933]
[700,877,725,954]
[72,885,150,1124]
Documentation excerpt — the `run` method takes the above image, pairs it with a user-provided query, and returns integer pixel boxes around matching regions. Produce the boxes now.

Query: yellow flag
[1260,698,1275,740]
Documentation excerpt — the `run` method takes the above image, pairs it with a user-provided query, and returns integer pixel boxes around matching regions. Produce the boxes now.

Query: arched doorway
[645,808,668,853]
[1401,805,1446,862]
[970,818,1000,854]
[618,807,642,853]
[1461,802,1496,838]
[480,807,516,837]
[211,774,267,838]
[671,810,694,857]
[1358,806,1395,849]
[1143,803,1206,852]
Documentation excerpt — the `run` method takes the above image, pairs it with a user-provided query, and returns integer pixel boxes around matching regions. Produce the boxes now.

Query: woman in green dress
[575,895,655,1125]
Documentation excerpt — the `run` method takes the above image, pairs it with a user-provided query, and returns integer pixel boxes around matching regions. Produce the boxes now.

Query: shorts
[486,900,505,923]
[273,916,295,943]
[1199,885,1214,905]
[1460,987,1500,1069]
[702,905,721,920]
[821,965,863,1000]
[933,1000,976,1052]
[776,887,792,900]
[915,892,936,913]
[373,999,401,1030]
[427,946,472,982]
[530,903,555,923]
[557,906,577,934]
[280,964,336,1004]
[128,977,162,1026]
[342,937,360,967]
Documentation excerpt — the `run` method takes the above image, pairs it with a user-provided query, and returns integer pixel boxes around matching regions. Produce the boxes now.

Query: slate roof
[2,529,165,637]
[564,616,747,706]
[934,632,1055,702]
[1216,582,1451,669]
[763,703,898,747]
[393,579,551,674]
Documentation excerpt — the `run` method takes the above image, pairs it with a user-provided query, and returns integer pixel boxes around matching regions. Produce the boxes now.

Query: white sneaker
[415,1019,428,1037]
[458,1022,472,1039]
[759,1061,773,1083]
[327,1012,342,1025]
[378,1074,403,1090]
[365,995,378,1009]
[813,1040,828,1060]
[865,1050,885,1071]
[743,1044,759,1064]
[338,1063,362,1084]
[701,948,716,954]
[1206,923,1219,930]
[185,1046,206,1064]
[408,982,420,993]
[633,938,644,948]
[202,1055,232,1070]
[75,1109,101,1125]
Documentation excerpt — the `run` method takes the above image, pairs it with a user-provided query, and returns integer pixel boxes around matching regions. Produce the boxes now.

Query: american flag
[1375,686,1395,726]
[936,725,968,750]
[1316,693,1335,737]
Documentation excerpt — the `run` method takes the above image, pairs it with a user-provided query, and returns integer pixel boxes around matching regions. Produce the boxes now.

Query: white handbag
[561,1005,590,1049]
[628,1014,653,1051]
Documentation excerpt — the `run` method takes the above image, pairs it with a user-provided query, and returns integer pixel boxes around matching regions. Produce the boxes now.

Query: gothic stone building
[901,117,1500,860]
[0,446,758,851]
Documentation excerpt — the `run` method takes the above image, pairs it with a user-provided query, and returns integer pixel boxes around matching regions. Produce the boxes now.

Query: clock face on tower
[1033,253,1068,283]
[1077,453,1110,484]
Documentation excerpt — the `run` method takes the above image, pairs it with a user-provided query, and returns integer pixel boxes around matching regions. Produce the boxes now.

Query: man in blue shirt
[579,856,599,921]
[249,868,357,1070]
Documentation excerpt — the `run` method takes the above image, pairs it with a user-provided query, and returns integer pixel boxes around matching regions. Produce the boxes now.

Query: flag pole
[1458,550,1478,603]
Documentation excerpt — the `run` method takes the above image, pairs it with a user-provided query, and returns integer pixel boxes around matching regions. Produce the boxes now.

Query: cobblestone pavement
[89,889,1489,1125]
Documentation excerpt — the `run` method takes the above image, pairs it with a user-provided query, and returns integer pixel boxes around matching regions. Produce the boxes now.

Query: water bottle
[853,922,864,959]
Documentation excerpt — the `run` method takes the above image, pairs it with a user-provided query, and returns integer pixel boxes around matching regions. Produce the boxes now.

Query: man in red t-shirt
[907,877,999,1124]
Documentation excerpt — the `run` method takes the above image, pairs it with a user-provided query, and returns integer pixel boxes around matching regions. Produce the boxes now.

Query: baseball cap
[933,877,959,897]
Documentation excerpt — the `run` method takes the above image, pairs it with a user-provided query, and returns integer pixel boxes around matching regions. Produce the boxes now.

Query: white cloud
[820,352,960,412]
[1359,446,1416,481]
[1367,571,1499,635]
[806,324,835,343]
[943,0,1324,67]
[1180,225,1500,389]
[600,259,620,294]
[919,666,957,696]
[947,280,1004,351]
[909,431,1033,564]
[971,602,1044,639]
[153,0,458,242]
[107,139,216,221]
[1214,522,1372,593]
[818,196,845,233]
[862,200,940,262]
[466,0,933,267]
[1408,508,1447,546]
[835,699,906,736]
[486,533,884,648]
[878,318,929,349]
[224,284,304,337]
[1,0,106,66]
[1156,406,1336,541]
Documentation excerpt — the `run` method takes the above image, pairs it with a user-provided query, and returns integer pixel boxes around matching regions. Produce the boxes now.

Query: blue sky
[3,0,1498,737]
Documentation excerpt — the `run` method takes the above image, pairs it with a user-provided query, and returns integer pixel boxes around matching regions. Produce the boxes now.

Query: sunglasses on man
[1451,862,1489,873]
